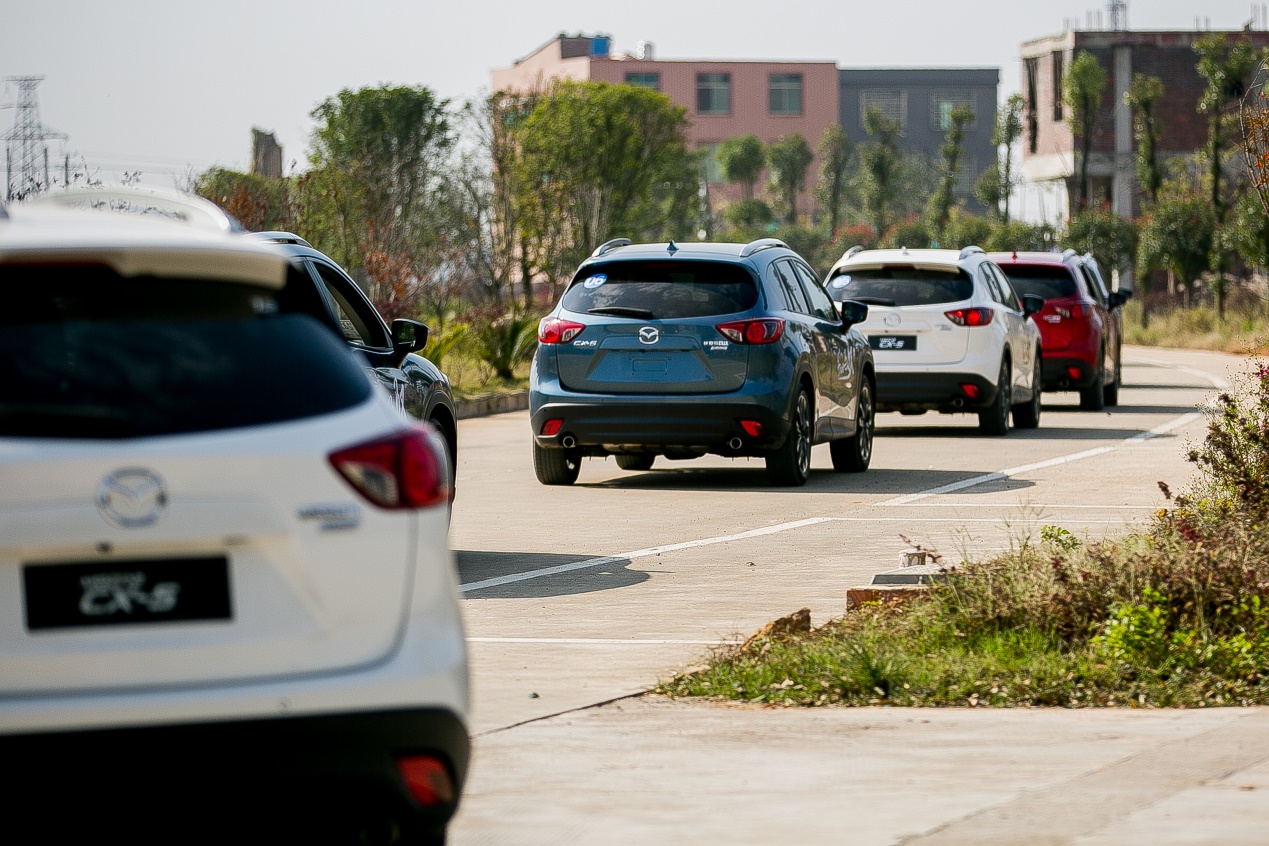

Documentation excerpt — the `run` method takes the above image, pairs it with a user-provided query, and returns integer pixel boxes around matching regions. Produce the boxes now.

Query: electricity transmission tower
[4,76,68,201]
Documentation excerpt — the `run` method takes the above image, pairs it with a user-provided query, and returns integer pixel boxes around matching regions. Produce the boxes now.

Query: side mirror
[839,299,869,329]
[1022,294,1045,317]
[1109,290,1131,308]
[392,318,430,362]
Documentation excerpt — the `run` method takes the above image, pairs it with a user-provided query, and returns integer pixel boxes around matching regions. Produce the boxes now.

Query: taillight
[539,317,586,344]
[944,307,994,327]
[395,755,456,807]
[716,318,785,344]
[328,425,449,509]
[1052,303,1091,319]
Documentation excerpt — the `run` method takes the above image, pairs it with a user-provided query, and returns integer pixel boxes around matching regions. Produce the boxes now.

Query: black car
[250,232,458,484]
[530,238,876,487]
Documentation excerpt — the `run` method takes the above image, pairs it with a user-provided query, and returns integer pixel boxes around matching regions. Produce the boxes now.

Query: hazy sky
[3,0,1263,187]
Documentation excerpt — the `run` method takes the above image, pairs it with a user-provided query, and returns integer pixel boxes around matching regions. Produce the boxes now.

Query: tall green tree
[925,103,974,241]
[815,125,854,234]
[1065,207,1138,277]
[766,133,814,225]
[858,107,903,236]
[1138,196,1216,319]
[1196,32,1258,317]
[718,135,766,200]
[513,80,697,300]
[1064,50,1109,211]
[974,94,1024,222]
[1126,73,1166,207]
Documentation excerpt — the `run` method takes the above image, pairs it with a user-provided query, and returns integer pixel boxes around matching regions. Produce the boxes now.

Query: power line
[3,76,68,200]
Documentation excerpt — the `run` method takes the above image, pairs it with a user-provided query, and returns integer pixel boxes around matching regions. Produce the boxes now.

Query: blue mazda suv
[529,238,875,486]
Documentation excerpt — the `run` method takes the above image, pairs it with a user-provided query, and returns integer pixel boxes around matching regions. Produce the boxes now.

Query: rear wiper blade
[588,306,655,319]
[848,297,898,307]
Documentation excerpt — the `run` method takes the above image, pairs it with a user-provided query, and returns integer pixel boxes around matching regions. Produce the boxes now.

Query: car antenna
[1012,250,1017,260]
[667,240,678,255]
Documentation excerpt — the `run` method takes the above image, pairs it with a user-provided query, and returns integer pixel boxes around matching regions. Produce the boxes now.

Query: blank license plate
[23,556,232,631]
[870,335,917,351]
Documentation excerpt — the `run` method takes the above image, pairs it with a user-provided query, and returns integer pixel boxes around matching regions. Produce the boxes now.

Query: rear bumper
[1042,356,1097,389]
[2,707,469,840]
[875,371,998,412]
[530,393,791,455]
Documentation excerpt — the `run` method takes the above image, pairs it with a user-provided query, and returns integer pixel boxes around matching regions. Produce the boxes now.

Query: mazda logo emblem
[96,468,168,528]
[884,313,902,327]
[638,326,660,345]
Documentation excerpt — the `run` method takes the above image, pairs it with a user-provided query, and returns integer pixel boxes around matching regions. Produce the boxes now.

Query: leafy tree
[974,94,1024,222]
[513,80,697,301]
[940,210,992,251]
[858,107,903,235]
[982,220,1056,252]
[1138,196,1216,319]
[1065,207,1138,276]
[1196,33,1258,317]
[766,133,814,225]
[723,198,775,236]
[1126,74,1166,207]
[718,135,766,200]
[925,103,974,240]
[195,167,294,232]
[814,125,854,234]
[772,225,824,266]
[880,214,931,250]
[1064,50,1109,211]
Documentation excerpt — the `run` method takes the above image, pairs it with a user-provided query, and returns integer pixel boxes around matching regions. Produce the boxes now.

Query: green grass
[1124,301,1269,354]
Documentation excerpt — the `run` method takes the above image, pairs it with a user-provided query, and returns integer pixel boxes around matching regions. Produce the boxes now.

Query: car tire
[831,377,874,472]
[615,453,655,472]
[533,442,581,485]
[767,388,813,486]
[1012,354,1042,430]
[1103,344,1121,407]
[1080,349,1107,411]
[978,358,1012,436]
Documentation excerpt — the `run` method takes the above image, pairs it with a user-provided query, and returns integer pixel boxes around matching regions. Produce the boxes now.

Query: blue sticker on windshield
[583,274,607,289]
[830,275,851,289]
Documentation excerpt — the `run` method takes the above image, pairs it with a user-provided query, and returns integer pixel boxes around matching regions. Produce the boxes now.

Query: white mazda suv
[0,195,469,845]
[823,246,1045,435]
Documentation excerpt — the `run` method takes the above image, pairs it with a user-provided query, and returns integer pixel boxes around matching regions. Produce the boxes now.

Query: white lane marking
[467,637,740,645]
[1128,356,1232,390]
[877,412,1202,506]
[881,503,1158,509]
[825,517,1135,524]
[459,517,832,593]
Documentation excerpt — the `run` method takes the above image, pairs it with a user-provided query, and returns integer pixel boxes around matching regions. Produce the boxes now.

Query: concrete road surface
[447,346,1269,845]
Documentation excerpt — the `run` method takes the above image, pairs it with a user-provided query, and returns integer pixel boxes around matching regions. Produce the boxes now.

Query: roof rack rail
[842,245,865,261]
[740,237,788,258]
[1060,248,1078,261]
[27,187,240,233]
[958,245,985,259]
[592,237,632,257]
[251,231,313,248]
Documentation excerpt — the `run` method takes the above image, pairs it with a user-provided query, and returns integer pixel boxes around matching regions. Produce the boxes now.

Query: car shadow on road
[582,466,1035,495]
[455,550,648,599]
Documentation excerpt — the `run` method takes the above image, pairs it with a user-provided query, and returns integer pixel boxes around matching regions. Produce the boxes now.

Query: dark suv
[529,238,876,487]
[250,232,458,478]
[990,250,1130,410]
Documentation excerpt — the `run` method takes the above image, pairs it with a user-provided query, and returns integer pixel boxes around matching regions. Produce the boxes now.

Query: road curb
[455,390,530,420]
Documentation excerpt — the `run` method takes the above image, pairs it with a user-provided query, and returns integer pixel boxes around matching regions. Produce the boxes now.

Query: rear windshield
[560,260,759,320]
[1,266,372,439]
[997,265,1078,300]
[825,267,973,307]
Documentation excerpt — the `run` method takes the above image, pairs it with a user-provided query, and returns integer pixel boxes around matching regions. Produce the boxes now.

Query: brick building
[492,34,997,221]
[1019,28,1269,220]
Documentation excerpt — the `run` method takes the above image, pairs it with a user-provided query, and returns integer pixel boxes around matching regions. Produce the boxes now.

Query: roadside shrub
[465,307,536,381]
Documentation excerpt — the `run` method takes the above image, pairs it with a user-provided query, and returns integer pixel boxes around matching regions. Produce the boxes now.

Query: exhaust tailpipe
[727,436,743,450]
[951,398,964,408]
[561,434,577,449]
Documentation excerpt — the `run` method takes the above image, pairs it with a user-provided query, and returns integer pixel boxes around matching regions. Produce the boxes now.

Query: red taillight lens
[740,420,765,437]
[396,755,455,807]
[716,318,785,344]
[328,425,449,509]
[1068,366,1083,380]
[944,307,994,327]
[540,418,563,437]
[539,317,586,344]
[961,384,981,399]
[1052,303,1091,319]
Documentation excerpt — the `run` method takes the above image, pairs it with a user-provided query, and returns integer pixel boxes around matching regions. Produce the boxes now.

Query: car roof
[0,202,290,289]
[832,247,980,272]
[581,239,796,266]
[987,251,1068,266]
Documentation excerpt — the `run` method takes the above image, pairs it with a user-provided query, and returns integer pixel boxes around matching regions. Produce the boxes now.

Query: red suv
[989,250,1131,410]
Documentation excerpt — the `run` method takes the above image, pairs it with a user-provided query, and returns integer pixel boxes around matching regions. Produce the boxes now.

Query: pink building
[491,34,840,221]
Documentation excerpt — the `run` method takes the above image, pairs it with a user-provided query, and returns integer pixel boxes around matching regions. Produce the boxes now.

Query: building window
[860,89,907,131]
[1052,51,1065,122]
[930,91,976,131]
[697,142,724,184]
[625,72,660,91]
[769,73,803,115]
[697,73,731,115]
